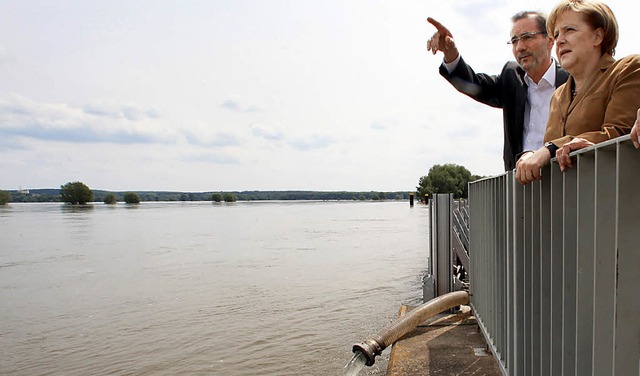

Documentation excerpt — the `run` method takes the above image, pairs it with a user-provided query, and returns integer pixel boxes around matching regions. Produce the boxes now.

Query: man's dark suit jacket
[439,57,569,171]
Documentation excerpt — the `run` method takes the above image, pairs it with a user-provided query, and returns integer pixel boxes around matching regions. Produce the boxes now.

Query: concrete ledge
[386,305,501,376]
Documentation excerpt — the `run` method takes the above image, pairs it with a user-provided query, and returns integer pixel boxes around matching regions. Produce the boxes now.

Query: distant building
[18,186,29,194]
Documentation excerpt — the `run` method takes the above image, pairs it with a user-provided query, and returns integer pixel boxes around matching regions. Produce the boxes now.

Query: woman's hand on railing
[556,138,595,171]
[631,108,640,149]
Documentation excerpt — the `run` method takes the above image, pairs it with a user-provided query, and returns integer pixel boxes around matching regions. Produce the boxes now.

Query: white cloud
[219,96,263,113]
[184,130,241,148]
[0,45,11,64]
[250,123,284,141]
[0,94,173,145]
[287,134,335,151]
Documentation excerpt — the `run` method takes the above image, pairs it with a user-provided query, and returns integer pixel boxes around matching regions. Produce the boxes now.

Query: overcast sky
[1,0,638,192]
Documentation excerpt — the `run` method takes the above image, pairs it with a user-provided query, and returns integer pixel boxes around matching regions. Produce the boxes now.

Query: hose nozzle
[352,336,384,366]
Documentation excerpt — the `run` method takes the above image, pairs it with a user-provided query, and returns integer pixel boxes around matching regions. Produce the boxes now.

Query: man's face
[510,17,553,76]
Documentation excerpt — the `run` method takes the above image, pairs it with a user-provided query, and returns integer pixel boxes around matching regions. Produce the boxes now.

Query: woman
[515,0,640,184]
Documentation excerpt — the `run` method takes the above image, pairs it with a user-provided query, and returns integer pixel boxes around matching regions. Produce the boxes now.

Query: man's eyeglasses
[507,31,547,45]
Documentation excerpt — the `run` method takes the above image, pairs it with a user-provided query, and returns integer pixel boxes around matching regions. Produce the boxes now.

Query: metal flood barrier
[424,194,452,301]
[424,194,470,302]
[468,135,640,376]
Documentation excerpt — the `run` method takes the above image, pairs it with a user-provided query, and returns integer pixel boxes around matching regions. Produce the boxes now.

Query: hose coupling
[352,336,385,366]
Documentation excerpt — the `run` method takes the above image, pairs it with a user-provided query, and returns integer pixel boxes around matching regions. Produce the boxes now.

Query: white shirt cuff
[443,55,461,73]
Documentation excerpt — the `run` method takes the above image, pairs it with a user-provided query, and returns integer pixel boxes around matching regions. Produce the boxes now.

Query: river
[0,200,429,375]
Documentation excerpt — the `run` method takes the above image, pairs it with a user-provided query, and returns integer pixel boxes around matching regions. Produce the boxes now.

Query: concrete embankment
[386,305,501,376]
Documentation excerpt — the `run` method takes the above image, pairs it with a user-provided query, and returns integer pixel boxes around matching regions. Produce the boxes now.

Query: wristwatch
[544,142,559,158]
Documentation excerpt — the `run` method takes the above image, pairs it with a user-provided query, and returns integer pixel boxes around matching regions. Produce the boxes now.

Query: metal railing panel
[467,136,640,376]
[562,165,578,376]
[490,178,498,347]
[498,174,507,363]
[539,165,552,374]
[523,182,533,376]
[427,194,455,301]
[469,181,479,314]
[576,152,596,375]
[614,142,640,375]
[488,180,492,327]
[531,178,542,376]
[505,172,514,374]
[513,179,525,376]
[438,194,453,296]
[593,145,617,375]
[550,161,564,375]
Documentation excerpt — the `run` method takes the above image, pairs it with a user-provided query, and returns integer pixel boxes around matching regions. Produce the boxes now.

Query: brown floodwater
[0,201,429,375]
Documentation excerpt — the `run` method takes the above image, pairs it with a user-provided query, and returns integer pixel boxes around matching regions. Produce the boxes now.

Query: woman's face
[553,10,603,75]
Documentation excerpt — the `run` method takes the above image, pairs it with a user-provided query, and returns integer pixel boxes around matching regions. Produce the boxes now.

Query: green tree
[123,192,141,204]
[0,190,11,205]
[223,193,237,202]
[60,181,94,205]
[417,164,481,199]
[103,192,118,204]
[212,193,223,202]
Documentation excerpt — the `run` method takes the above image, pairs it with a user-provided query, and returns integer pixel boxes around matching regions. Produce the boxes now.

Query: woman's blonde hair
[547,0,618,56]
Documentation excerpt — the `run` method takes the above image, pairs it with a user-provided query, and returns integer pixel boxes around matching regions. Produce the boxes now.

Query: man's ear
[546,34,555,50]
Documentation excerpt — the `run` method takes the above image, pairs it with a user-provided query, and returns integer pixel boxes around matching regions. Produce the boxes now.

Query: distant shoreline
[5,189,413,203]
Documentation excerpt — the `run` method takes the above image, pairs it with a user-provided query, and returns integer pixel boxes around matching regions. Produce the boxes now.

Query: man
[427,12,569,171]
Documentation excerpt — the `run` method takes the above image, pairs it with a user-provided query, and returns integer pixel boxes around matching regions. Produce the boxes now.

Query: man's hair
[547,0,618,56]
[511,11,548,34]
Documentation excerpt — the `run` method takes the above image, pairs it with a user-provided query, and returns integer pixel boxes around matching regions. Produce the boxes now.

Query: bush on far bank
[0,190,11,205]
[103,193,118,204]
[124,192,141,204]
[60,181,94,205]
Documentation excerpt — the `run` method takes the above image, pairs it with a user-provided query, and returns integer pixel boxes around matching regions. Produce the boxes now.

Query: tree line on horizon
[0,164,481,205]
[1,185,411,204]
